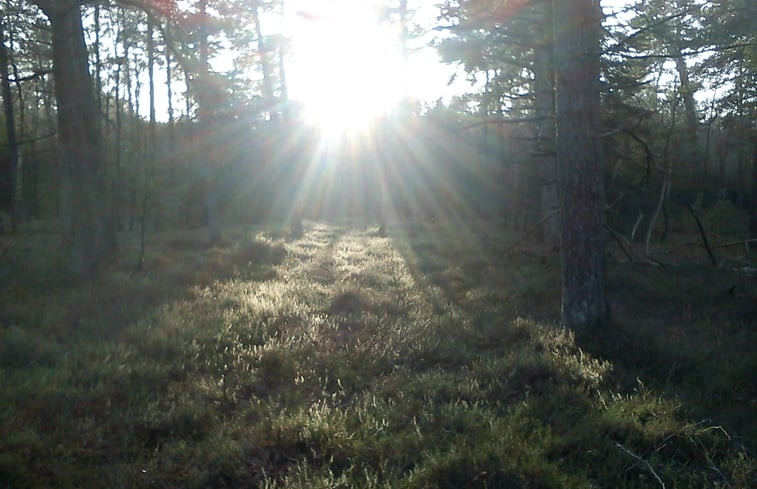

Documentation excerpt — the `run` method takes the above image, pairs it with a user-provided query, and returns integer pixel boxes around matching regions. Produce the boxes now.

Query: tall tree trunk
[184,70,192,118]
[0,14,19,232]
[671,27,699,187]
[197,0,222,244]
[166,47,176,181]
[534,0,558,244]
[277,1,289,121]
[128,47,142,232]
[93,5,102,135]
[113,29,124,231]
[93,4,118,254]
[673,55,698,146]
[253,1,278,123]
[34,1,112,276]
[750,131,757,239]
[553,0,607,332]
[8,9,25,221]
[136,18,157,271]
[278,38,289,121]
[147,18,156,185]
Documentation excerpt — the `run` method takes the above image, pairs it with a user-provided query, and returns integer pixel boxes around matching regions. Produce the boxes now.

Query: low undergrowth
[0,219,754,488]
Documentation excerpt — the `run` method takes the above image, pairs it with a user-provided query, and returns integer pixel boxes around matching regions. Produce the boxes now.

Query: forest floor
[0,218,755,488]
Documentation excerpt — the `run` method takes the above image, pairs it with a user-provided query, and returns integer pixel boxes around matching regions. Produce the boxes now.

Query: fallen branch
[669,238,757,253]
[604,224,633,262]
[616,443,666,489]
[503,209,560,254]
[11,69,52,83]
[710,238,757,250]
[688,205,718,267]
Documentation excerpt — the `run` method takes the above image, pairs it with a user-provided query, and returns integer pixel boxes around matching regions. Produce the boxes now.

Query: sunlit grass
[0,219,754,488]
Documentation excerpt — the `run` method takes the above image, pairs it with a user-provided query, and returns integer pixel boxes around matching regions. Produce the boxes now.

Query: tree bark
[0,14,18,232]
[553,0,607,332]
[37,1,111,276]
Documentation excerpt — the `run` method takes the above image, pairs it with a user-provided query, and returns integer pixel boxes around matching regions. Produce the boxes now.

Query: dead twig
[630,209,644,242]
[604,224,634,262]
[616,443,666,489]
[503,208,560,254]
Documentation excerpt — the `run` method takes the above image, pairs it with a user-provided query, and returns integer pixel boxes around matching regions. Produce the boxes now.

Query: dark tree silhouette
[31,0,114,276]
[553,0,607,331]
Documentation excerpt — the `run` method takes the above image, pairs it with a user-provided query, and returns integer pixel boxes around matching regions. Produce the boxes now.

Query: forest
[0,0,755,487]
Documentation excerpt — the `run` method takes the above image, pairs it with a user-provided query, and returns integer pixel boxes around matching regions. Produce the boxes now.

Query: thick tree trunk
[34,1,113,275]
[553,0,607,332]
[50,4,100,275]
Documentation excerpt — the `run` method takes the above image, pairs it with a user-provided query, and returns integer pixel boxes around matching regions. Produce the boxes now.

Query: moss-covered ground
[1,219,754,488]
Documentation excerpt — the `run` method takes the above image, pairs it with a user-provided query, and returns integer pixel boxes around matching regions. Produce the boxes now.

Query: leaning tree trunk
[37,1,111,276]
[553,0,607,332]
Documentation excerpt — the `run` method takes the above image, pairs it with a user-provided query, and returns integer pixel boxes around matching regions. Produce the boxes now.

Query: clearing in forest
[0,220,754,488]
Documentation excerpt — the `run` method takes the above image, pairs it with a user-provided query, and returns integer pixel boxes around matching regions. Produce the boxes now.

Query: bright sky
[279,0,635,131]
[281,0,459,132]
[284,1,404,131]
[135,0,633,123]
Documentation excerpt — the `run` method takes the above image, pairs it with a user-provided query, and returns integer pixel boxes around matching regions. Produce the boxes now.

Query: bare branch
[688,205,718,267]
[457,116,550,132]
[504,209,560,255]
[616,443,666,489]
[10,69,52,83]
[603,10,692,56]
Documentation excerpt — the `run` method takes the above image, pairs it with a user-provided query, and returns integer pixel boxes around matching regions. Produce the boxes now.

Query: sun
[287,1,405,136]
